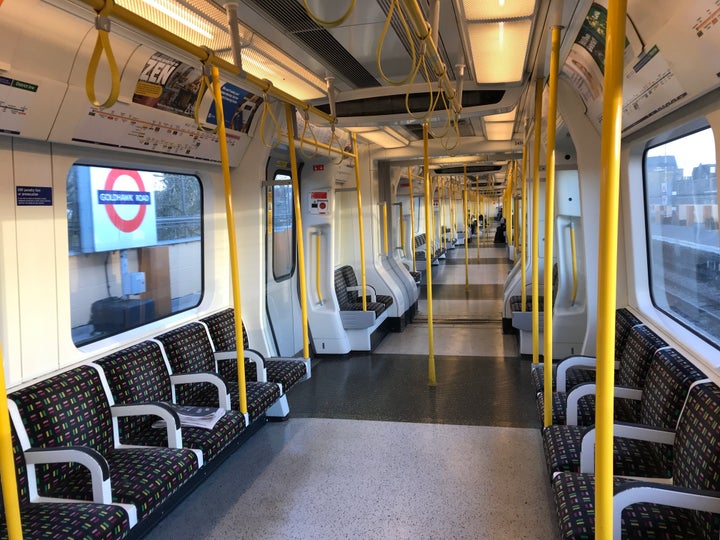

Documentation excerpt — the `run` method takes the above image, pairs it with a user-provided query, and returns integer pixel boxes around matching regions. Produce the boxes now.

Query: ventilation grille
[244,0,380,88]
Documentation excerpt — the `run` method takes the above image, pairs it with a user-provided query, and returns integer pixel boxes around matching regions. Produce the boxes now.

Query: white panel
[555,170,582,217]
[13,139,59,379]
[0,138,22,386]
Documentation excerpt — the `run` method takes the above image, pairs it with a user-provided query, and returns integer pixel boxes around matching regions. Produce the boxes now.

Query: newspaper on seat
[153,404,226,430]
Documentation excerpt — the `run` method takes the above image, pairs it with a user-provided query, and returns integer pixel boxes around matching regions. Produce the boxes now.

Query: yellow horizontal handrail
[78,0,334,124]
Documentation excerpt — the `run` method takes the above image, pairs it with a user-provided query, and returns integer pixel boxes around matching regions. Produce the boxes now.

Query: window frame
[642,119,719,349]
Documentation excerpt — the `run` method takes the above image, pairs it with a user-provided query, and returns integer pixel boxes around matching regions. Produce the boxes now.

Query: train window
[66,165,203,347]
[270,172,295,281]
[644,126,719,346]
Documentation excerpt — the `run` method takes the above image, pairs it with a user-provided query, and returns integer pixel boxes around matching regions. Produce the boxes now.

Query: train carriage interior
[1,0,720,538]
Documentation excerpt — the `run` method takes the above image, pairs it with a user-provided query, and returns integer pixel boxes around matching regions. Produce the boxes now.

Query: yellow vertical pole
[0,345,22,540]
[431,179,437,258]
[284,103,311,360]
[521,145,528,311]
[423,123,436,386]
[570,223,578,305]
[398,202,405,254]
[506,163,514,250]
[543,24,562,427]
[211,67,247,415]
[464,167,469,291]
[531,77,544,365]
[475,189,481,261]
[352,132,368,311]
[382,202,389,255]
[315,232,323,304]
[596,1,626,537]
[408,167,417,273]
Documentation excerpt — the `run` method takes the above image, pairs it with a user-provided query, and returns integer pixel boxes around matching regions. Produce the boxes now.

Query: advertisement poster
[560,1,687,132]
[133,52,263,133]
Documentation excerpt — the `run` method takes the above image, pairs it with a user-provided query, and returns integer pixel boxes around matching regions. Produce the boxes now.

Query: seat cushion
[543,425,670,478]
[552,472,708,539]
[37,447,199,521]
[0,502,131,540]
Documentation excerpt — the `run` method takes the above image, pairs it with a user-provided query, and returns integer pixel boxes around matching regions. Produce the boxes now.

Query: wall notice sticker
[16,186,52,207]
[0,75,38,135]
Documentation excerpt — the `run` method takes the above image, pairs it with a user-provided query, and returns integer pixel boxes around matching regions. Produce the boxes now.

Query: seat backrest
[9,365,115,494]
[201,308,249,352]
[616,325,668,388]
[334,267,353,310]
[614,308,643,362]
[339,265,361,302]
[673,382,720,537]
[639,348,707,430]
[95,341,174,439]
[155,322,216,374]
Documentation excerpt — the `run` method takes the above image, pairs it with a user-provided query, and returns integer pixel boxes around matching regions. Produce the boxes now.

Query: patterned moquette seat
[334,267,386,316]
[155,322,281,422]
[536,324,667,426]
[0,421,132,539]
[543,348,707,477]
[530,307,643,395]
[201,309,307,394]
[8,365,199,522]
[339,265,394,309]
[552,382,720,539]
[95,340,247,464]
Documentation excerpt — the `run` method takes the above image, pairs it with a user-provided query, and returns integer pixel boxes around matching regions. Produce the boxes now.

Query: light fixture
[118,0,327,101]
[467,20,531,83]
[350,127,409,149]
[461,0,536,84]
[462,0,536,20]
[140,0,214,39]
[484,121,514,140]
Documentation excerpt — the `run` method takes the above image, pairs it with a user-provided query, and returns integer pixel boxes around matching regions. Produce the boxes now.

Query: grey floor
[144,240,557,539]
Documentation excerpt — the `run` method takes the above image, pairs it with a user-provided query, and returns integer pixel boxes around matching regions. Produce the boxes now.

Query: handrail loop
[302,0,356,28]
[377,0,418,86]
[86,0,121,108]
[193,63,219,134]
[258,82,281,149]
[299,110,319,159]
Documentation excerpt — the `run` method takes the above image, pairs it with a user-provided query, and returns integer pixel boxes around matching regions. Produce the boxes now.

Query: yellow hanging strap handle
[302,0,356,27]
[299,111,319,159]
[0,345,22,540]
[86,0,120,108]
[259,82,281,149]
[210,66,247,418]
[194,63,219,134]
[377,0,417,86]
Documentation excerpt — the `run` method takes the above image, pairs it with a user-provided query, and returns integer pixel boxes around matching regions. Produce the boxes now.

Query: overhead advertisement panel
[69,49,263,165]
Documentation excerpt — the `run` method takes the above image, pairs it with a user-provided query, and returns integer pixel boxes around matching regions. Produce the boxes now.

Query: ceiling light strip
[78,0,334,124]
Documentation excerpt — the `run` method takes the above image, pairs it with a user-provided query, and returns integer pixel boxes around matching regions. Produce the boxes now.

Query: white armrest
[346,285,377,302]
[111,403,182,448]
[580,423,675,473]
[170,373,231,410]
[556,356,597,392]
[25,446,111,504]
[212,349,267,383]
[613,483,720,538]
[566,384,642,425]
